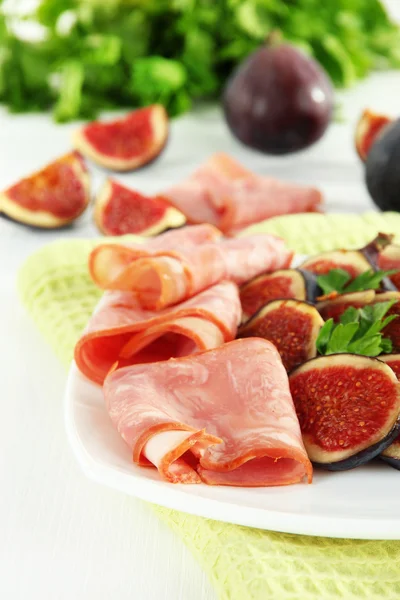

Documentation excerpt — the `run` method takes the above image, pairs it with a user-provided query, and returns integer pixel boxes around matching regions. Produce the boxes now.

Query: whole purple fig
[223,34,334,155]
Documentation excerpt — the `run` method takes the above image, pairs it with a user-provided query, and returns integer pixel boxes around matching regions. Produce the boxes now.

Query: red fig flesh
[289,354,400,469]
[316,290,376,322]
[238,299,323,372]
[72,105,168,172]
[0,151,90,228]
[355,109,391,162]
[239,269,308,321]
[94,179,186,236]
[378,244,400,290]
[300,250,371,278]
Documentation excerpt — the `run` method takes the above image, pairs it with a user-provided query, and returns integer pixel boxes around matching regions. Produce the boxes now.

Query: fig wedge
[300,250,371,278]
[239,269,318,321]
[316,290,376,322]
[94,179,186,236]
[378,244,400,290]
[355,109,391,162]
[289,354,400,470]
[378,355,400,470]
[0,151,90,228]
[72,105,168,172]
[238,299,324,372]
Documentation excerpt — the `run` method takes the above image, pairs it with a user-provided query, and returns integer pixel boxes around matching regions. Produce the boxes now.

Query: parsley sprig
[317,268,398,296]
[316,300,397,357]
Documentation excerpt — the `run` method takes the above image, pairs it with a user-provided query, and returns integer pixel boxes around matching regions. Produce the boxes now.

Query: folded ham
[103,338,313,486]
[90,225,293,310]
[74,280,241,384]
[163,153,322,234]
[90,223,221,290]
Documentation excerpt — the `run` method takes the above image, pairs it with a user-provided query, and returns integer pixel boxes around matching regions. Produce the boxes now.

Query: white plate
[65,361,400,540]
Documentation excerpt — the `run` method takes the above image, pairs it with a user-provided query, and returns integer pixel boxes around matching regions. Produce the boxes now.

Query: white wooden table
[1,71,400,599]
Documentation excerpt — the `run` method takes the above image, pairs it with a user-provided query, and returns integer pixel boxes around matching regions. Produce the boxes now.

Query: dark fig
[289,354,400,470]
[300,250,371,278]
[222,34,334,155]
[316,290,376,322]
[238,299,324,372]
[355,109,392,162]
[366,119,400,212]
[378,243,400,290]
[239,269,318,321]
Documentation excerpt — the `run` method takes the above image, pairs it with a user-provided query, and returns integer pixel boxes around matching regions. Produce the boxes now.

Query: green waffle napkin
[18,212,400,600]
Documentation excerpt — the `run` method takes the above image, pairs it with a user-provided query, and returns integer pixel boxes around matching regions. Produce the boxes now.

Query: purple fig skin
[222,43,334,155]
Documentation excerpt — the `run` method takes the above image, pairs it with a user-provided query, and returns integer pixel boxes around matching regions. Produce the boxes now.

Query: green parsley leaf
[317,269,351,295]
[317,268,399,296]
[316,300,397,357]
[0,0,399,120]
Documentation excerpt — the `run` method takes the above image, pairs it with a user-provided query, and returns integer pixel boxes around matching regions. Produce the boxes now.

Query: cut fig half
[94,179,186,236]
[355,109,392,162]
[378,244,400,290]
[239,269,318,321]
[72,105,168,172]
[289,354,400,470]
[378,354,400,470]
[316,289,376,322]
[381,438,400,470]
[300,250,371,278]
[238,299,324,372]
[0,151,90,228]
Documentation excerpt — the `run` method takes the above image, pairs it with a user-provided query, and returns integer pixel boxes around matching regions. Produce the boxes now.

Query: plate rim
[65,362,400,540]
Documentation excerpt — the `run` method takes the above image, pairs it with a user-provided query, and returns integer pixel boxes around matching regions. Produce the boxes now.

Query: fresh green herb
[316,300,398,357]
[317,268,398,295]
[0,0,400,121]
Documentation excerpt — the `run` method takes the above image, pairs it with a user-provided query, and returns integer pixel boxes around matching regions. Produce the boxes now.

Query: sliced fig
[239,269,318,321]
[72,105,168,172]
[289,354,400,470]
[355,109,392,162]
[381,437,400,470]
[377,355,400,470]
[371,291,400,352]
[316,290,376,322]
[0,151,90,228]
[300,250,371,278]
[378,244,400,290]
[360,232,394,267]
[238,299,324,372]
[94,179,186,237]
[379,354,400,378]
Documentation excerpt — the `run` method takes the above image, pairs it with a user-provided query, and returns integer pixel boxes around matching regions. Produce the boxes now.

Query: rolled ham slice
[103,338,313,487]
[74,280,241,385]
[90,223,221,290]
[90,226,293,310]
[163,153,322,234]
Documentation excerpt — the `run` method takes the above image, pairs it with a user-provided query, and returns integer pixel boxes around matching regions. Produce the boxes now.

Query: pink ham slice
[163,153,322,234]
[74,280,241,385]
[89,226,293,310]
[103,338,313,486]
[90,223,221,290]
